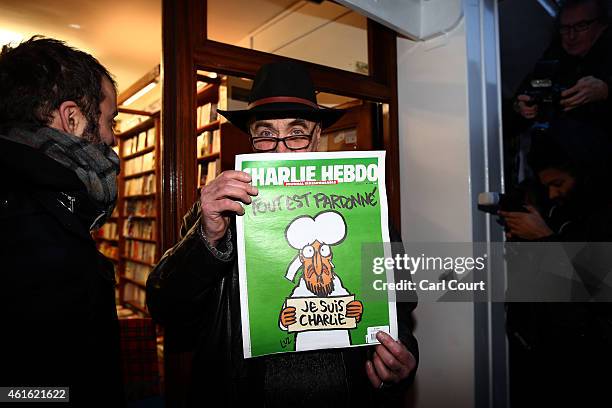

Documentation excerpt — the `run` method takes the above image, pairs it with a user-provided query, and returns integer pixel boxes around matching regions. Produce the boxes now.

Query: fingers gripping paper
[235,151,397,358]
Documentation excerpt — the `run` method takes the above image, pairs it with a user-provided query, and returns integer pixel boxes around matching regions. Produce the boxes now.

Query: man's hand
[561,76,609,111]
[279,306,296,327]
[499,205,553,240]
[365,331,416,389]
[346,300,363,322]
[515,94,538,119]
[200,170,258,247]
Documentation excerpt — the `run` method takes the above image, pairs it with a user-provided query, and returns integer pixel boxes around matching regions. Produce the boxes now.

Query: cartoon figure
[279,210,363,351]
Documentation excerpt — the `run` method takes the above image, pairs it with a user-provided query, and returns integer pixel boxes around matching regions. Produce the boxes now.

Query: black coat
[517,26,612,134]
[147,200,418,407]
[0,137,124,407]
[506,123,612,406]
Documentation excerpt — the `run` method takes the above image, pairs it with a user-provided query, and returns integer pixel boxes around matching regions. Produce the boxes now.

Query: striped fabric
[0,125,119,228]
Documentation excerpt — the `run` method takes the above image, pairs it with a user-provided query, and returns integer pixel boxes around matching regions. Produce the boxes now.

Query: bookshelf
[94,109,161,316]
[319,100,376,152]
[195,74,253,187]
[118,111,161,314]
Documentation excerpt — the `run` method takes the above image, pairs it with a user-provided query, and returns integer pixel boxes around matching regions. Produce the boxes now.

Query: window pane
[207,0,369,75]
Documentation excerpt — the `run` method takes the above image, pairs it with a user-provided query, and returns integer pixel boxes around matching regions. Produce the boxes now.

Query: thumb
[525,205,538,214]
[576,76,592,85]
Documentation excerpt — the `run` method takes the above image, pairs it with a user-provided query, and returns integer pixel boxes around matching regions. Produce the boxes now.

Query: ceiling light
[122,81,157,106]
[68,24,81,29]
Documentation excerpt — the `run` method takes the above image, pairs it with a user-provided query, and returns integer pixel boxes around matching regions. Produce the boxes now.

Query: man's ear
[56,101,87,136]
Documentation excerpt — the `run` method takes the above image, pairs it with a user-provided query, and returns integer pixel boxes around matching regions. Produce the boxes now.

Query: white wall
[337,0,462,40]
[236,1,368,74]
[397,21,475,408]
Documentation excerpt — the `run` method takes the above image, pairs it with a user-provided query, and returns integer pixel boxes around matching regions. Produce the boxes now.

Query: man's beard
[81,126,102,144]
[79,114,102,144]
[305,269,335,297]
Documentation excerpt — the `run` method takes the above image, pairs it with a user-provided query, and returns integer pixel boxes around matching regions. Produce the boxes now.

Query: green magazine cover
[235,151,397,358]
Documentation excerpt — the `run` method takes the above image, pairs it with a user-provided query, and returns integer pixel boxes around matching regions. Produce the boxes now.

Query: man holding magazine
[146,61,417,407]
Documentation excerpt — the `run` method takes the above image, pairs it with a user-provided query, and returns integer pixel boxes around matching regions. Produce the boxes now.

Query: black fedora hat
[217,62,345,133]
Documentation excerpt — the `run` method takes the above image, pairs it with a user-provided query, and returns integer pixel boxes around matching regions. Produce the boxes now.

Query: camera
[523,60,566,124]
[477,191,527,215]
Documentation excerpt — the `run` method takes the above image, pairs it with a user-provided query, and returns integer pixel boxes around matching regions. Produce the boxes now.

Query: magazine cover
[235,151,397,358]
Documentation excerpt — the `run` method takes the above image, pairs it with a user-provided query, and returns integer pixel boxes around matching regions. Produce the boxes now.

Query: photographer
[514,0,611,132]
[500,120,612,242]
[501,119,612,406]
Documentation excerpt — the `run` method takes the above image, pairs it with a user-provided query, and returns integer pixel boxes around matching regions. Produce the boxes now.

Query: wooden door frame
[162,0,401,251]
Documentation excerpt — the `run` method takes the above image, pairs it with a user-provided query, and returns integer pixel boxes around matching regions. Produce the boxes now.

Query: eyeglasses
[559,18,599,35]
[250,128,318,152]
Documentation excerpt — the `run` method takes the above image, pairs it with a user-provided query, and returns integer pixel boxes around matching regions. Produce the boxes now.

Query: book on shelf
[197,162,204,186]
[142,151,155,171]
[124,283,147,308]
[210,103,218,122]
[197,131,211,157]
[99,241,119,260]
[95,221,119,240]
[125,174,156,196]
[146,127,155,147]
[125,261,152,284]
[144,174,156,194]
[124,151,155,176]
[124,219,156,240]
[123,129,156,157]
[211,130,220,154]
[218,84,228,116]
[125,240,156,264]
[98,221,119,239]
[137,130,146,151]
[205,159,221,185]
[123,138,131,156]
[197,103,213,128]
[124,198,156,217]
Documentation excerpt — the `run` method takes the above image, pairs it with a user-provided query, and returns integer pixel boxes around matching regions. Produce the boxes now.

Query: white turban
[284,211,346,281]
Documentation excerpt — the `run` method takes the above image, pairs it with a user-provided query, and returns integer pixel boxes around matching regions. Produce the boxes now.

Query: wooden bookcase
[94,110,162,316]
[195,75,252,187]
[320,100,378,152]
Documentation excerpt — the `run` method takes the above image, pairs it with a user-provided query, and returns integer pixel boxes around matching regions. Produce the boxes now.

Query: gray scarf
[0,126,120,227]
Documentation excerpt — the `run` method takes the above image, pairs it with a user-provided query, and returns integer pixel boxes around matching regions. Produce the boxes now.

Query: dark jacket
[147,200,418,407]
[0,136,124,407]
[506,122,612,406]
[517,26,612,133]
